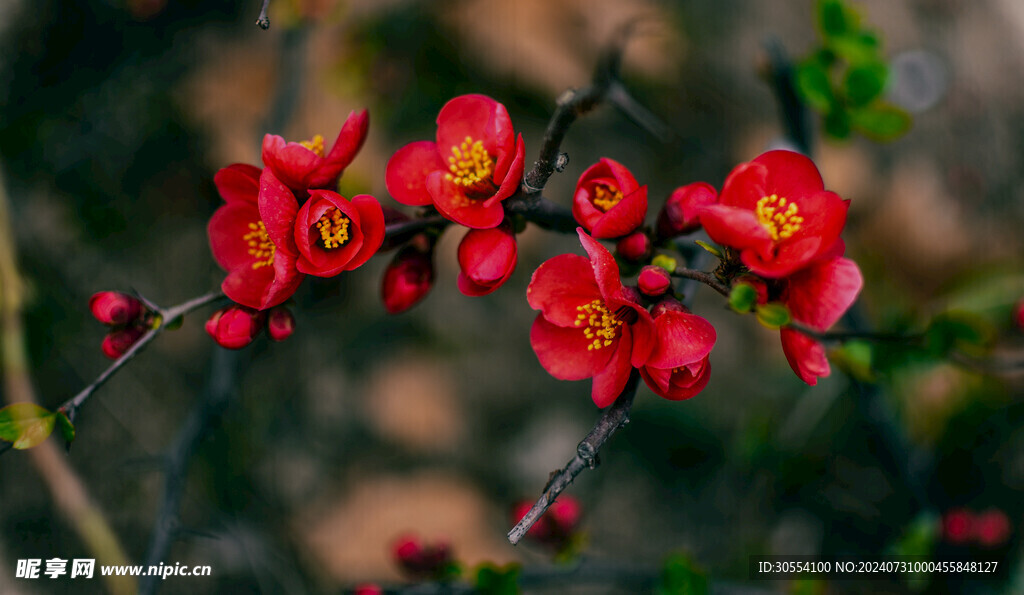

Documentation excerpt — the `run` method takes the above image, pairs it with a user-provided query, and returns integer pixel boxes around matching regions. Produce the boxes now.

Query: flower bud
[391,534,453,579]
[656,182,717,239]
[205,305,265,350]
[101,326,146,359]
[547,497,582,536]
[974,509,1011,547]
[381,241,435,314]
[650,296,687,318]
[615,231,651,262]
[266,306,295,342]
[90,291,144,326]
[353,585,383,595]
[942,508,974,545]
[511,495,583,550]
[457,225,517,297]
[638,265,672,297]
[1015,298,1024,331]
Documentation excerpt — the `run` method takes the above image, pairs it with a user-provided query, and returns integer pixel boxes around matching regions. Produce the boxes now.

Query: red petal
[457,227,517,284]
[742,236,821,278]
[601,157,641,194]
[591,185,648,239]
[698,205,773,257]
[590,329,633,408]
[258,169,300,256]
[214,164,261,204]
[677,181,718,222]
[262,252,305,309]
[577,229,624,302]
[385,141,442,206]
[526,254,601,326]
[309,109,369,189]
[208,203,261,271]
[346,195,385,271]
[719,161,767,210]
[645,310,717,369]
[572,185,604,232]
[427,171,505,229]
[755,150,824,202]
[261,134,322,190]
[784,257,863,329]
[436,94,507,163]
[530,315,614,381]
[484,133,524,207]
[222,265,274,310]
[780,328,830,385]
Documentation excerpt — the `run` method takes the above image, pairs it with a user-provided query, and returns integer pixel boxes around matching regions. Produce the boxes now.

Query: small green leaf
[55,411,76,445]
[729,284,758,314]
[474,562,521,595]
[795,60,835,112]
[755,303,792,329]
[828,32,880,65]
[844,60,888,107]
[823,107,852,139]
[850,103,911,141]
[694,241,722,259]
[829,340,875,382]
[658,553,708,595]
[817,0,858,38]
[164,316,184,331]
[651,254,678,274]
[0,403,57,450]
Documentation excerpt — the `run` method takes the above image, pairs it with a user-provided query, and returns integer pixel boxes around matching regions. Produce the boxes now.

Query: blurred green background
[2,0,1024,593]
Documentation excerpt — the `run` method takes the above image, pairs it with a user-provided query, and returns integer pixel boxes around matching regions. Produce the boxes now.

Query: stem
[504,195,577,233]
[508,370,640,545]
[256,0,271,29]
[785,320,922,345]
[670,267,728,297]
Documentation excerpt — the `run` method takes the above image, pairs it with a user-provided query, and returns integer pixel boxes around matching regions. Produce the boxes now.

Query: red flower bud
[381,241,435,314]
[1014,298,1024,331]
[511,502,553,541]
[638,266,672,297]
[390,534,453,579]
[974,509,1011,547]
[547,497,582,535]
[615,231,651,262]
[101,326,146,359]
[510,495,583,549]
[457,225,517,296]
[656,182,717,239]
[942,508,974,545]
[353,585,383,595]
[266,307,296,342]
[205,305,265,350]
[90,291,144,326]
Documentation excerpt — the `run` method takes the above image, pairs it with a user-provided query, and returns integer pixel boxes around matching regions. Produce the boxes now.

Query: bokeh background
[2,0,1024,593]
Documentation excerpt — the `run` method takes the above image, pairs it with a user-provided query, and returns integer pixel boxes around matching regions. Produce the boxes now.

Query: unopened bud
[638,265,672,297]
[90,291,144,326]
[457,225,517,297]
[381,241,435,314]
[615,231,651,262]
[656,182,717,239]
[101,326,146,359]
[266,306,295,342]
[206,305,265,350]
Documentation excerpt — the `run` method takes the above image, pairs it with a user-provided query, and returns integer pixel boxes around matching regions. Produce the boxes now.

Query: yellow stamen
[300,134,325,157]
[591,184,624,212]
[573,299,624,351]
[444,136,495,193]
[755,194,804,241]
[243,221,276,269]
[316,207,351,249]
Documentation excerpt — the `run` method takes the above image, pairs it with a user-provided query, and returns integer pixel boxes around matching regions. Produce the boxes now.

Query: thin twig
[670,267,728,297]
[382,214,449,247]
[785,320,922,345]
[508,370,641,545]
[256,0,271,29]
[59,291,225,422]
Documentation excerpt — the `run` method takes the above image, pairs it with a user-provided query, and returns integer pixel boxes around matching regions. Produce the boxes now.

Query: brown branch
[504,195,577,233]
[670,267,729,297]
[508,370,640,545]
[785,320,921,345]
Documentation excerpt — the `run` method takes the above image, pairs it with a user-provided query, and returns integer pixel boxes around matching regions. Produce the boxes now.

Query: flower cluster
[390,534,457,581]
[90,291,152,359]
[206,111,384,344]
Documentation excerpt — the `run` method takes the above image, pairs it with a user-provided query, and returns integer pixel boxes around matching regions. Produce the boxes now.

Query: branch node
[577,442,597,468]
[554,153,569,172]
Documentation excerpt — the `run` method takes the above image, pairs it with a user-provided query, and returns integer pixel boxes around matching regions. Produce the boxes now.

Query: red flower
[700,150,849,278]
[207,165,304,310]
[261,110,369,191]
[457,225,517,296]
[572,158,647,239]
[381,239,435,314]
[656,182,718,239]
[779,256,863,385]
[639,298,716,400]
[385,94,526,229]
[974,509,1012,547]
[290,189,384,277]
[390,534,453,579]
[942,508,974,545]
[528,229,655,408]
[205,305,266,350]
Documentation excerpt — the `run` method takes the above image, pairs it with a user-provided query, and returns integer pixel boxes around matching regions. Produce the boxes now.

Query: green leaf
[657,553,708,595]
[823,107,852,139]
[850,103,911,141]
[474,562,521,595]
[0,403,57,450]
[817,0,859,38]
[795,60,835,112]
[755,303,792,329]
[829,340,875,382]
[844,60,888,107]
[828,32,880,65]
[651,254,678,274]
[924,311,995,357]
[55,410,76,444]
[693,240,722,259]
[729,283,758,314]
